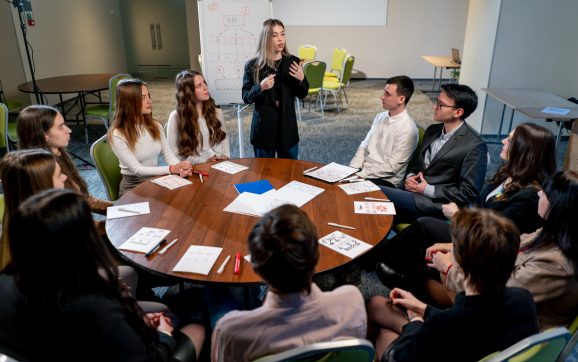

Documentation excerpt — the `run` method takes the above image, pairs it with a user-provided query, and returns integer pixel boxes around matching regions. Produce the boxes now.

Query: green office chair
[478,327,570,362]
[324,47,347,80]
[322,55,355,112]
[84,73,131,131]
[0,79,22,114]
[301,61,326,118]
[253,338,375,362]
[298,44,317,62]
[0,103,8,150]
[556,314,578,361]
[90,135,121,201]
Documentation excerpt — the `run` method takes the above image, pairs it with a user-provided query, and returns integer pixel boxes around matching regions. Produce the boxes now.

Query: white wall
[284,0,469,79]
[481,0,578,135]
[0,3,27,106]
[185,0,469,79]
[8,0,128,105]
[459,0,502,132]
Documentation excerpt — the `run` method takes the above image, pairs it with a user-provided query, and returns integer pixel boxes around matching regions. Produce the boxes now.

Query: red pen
[193,170,209,177]
[233,252,241,274]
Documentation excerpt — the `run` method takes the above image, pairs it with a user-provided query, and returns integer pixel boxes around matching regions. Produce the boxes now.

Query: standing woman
[242,19,309,159]
[108,79,192,196]
[167,70,230,164]
[17,105,112,214]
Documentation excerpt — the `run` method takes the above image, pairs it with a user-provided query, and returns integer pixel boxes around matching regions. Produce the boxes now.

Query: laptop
[451,48,461,65]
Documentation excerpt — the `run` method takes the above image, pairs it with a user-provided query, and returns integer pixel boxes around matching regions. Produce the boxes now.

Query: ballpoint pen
[327,222,356,230]
[118,207,141,213]
[145,239,167,257]
[217,255,231,274]
[159,239,178,255]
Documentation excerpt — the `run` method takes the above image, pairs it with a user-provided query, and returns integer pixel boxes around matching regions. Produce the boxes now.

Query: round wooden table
[106,158,392,285]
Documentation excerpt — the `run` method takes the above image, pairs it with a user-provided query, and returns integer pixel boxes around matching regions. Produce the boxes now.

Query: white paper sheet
[223,191,287,217]
[354,201,396,215]
[107,202,150,219]
[211,161,249,174]
[304,162,359,183]
[172,245,223,275]
[318,231,373,259]
[118,227,171,253]
[338,180,381,195]
[151,175,192,190]
[274,180,325,207]
[541,107,571,116]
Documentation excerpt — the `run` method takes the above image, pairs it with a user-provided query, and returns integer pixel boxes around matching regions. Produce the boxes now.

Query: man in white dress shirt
[349,75,419,187]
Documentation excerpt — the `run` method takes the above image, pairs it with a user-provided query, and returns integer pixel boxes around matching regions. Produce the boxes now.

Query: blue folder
[234,180,274,195]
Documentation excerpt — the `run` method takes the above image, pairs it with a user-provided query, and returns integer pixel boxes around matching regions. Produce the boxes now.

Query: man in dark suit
[380,83,487,223]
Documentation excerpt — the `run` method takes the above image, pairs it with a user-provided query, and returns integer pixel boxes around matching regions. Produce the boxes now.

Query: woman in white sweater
[167,70,229,164]
[108,79,192,196]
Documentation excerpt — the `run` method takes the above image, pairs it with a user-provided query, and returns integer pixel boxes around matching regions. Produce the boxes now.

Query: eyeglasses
[435,100,460,109]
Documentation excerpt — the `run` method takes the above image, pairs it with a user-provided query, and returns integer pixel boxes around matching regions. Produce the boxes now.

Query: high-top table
[422,56,460,91]
[482,88,578,144]
[106,158,393,285]
[18,73,114,143]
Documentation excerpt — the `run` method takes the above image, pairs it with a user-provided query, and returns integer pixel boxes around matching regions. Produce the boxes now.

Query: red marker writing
[233,252,241,275]
[193,170,209,177]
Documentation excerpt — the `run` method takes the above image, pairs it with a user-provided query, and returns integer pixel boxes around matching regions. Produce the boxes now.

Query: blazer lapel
[426,124,467,169]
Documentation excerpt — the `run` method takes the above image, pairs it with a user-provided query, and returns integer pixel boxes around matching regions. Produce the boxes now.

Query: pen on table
[344,178,364,183]
[145,239,167,257]
[364,197,391,202]
[199,173,204,183]
[118,207,141,214]
[193,170,209,177]
[303,166,318,174]
[159,238,178,255]
[217,255,231,274]
[233,252,241,275]
[327,222,356,230]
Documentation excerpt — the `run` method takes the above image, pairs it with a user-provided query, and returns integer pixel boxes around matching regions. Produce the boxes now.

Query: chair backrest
[330,48,347,74]
[481,327,570,362]
[90,135,122,201]
[339,55,355,86]
[253,338,375,362]
[0,103,8,149]
[108,73,132,124]
[303,61,327,91]
[298,45,318,62]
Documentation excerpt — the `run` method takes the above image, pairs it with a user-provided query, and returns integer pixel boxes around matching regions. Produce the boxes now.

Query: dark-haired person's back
[211,205,366,362]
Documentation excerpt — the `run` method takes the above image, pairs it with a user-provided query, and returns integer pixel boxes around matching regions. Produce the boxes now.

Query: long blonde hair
[108,79,161,150]
[252,19,289,83]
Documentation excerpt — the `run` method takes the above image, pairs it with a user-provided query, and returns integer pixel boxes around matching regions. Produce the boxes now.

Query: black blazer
[409,122,488,216]
[478,182,542,234]
[242,55,309,151]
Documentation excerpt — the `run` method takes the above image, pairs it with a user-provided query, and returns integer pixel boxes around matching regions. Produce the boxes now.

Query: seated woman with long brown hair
[167,70,229,164]
[17,105,112,214]
[436,171,578,330]
[108,79,192,196]
[0,149,67,270]
[0,189,205,361]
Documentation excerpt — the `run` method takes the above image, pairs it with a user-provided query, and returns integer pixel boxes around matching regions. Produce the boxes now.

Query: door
[120,0,190,79]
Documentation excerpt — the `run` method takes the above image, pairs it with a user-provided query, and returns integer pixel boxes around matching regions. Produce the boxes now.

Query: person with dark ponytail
[0,189,204,361]
[167,70,229,164]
